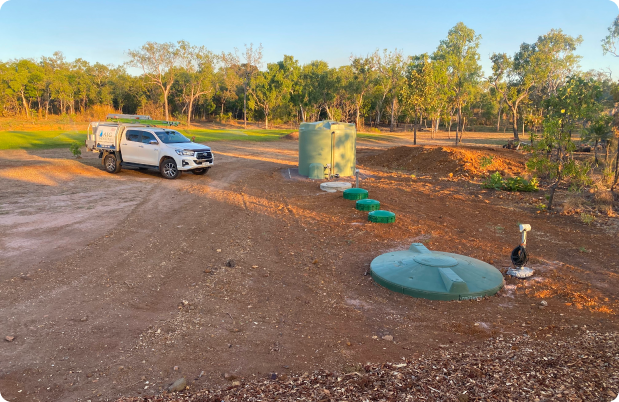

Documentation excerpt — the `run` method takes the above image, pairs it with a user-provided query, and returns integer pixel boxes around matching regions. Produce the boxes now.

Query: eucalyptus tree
[349,55,376,127]
[373,49,407,131]
[126,41,181,120]
[222,43,263,128]
[489,50,535,141]
[177,41,217,126]
[250,61,291,129]
[3,59,43,117]
[215,64,241,119]
[433,22,482,144]
[602,15,619,57]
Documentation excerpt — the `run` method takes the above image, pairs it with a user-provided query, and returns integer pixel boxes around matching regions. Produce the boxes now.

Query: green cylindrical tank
[298,121,356,177]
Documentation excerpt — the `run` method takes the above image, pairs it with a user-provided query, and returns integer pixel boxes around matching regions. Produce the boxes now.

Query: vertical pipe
[330,131,335,180]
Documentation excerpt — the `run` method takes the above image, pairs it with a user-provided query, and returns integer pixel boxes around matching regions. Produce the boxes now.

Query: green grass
[0,128,291,150]
[0,130,87,150]
[0,127,387,150]
[356,132,398,142]
[180,128,291,143]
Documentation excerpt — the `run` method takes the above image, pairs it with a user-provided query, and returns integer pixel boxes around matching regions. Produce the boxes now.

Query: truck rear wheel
[104,153,121,174]
[191,168,210,175]
[160,158,180,179]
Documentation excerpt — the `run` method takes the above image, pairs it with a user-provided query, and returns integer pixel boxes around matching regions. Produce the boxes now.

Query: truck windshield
[155,131,191,144]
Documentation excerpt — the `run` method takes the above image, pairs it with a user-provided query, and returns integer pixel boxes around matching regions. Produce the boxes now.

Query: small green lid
[369,210,396,223]
[343,188,369,200]
[356,199,380,211]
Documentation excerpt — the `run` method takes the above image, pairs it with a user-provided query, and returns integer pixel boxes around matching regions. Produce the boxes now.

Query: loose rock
[168,378,186,392]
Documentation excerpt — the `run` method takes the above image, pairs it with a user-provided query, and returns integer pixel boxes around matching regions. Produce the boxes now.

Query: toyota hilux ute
[85,114,213,179]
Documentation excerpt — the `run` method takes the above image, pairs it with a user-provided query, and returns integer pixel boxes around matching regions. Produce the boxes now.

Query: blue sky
[0,0,618,76]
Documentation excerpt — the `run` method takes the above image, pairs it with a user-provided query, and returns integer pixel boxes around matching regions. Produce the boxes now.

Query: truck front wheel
[160,158,180,179]
[104,153,121,174]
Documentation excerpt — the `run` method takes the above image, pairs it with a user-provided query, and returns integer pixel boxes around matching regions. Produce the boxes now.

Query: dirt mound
[358,145,526,176]
[283,131,299,140]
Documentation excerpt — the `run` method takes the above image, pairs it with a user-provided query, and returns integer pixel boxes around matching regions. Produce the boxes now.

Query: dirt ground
[0,137,618,402]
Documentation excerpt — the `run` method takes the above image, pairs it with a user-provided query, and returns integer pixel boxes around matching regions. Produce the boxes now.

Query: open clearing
[0,134,618,402]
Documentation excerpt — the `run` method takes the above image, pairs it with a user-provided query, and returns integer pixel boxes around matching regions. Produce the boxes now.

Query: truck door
[121,129,142,163]
[138,132,160,166]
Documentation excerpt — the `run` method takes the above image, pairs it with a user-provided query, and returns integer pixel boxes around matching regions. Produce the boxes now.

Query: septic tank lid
[320,182,352,192]
[370,243,504,301]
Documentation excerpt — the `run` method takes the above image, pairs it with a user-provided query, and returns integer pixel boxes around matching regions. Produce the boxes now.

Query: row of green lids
[342,188,396,223]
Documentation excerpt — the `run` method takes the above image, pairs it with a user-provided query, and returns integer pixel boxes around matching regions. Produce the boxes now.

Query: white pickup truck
[85,114,213,179]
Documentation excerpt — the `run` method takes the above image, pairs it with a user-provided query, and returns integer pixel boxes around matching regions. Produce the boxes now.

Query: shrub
[482,172,539,192]
[480,155,494,168]
[580,213,595,225]
[69,142,82,158]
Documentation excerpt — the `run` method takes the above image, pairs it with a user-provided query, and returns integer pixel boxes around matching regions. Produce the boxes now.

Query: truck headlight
[175,150,195,156]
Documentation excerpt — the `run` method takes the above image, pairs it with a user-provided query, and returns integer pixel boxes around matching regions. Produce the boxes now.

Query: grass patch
[0,130,86,150]
[356,132,398,142]
[180,128,290,143]
[0,128,291,150]
[1,127,384,150]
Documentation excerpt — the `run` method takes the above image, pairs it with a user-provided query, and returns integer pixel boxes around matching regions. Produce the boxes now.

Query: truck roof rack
[107,113,152,120]
[105,114,180,127]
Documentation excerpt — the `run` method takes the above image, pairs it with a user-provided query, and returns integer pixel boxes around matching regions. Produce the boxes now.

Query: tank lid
[343,188,368,200]
[299,121,355,130]
[368,210,396,223]
[370,243,504,301]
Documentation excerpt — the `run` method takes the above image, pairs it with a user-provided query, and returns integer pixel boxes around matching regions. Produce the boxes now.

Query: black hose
[511,245,528,268]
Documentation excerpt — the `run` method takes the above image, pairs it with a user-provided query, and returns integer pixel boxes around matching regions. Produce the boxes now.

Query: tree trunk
[20,92,29,118]
[325,105,333,120]
[496,99,502,131]
[413,125,417,145]
[243,84,247,129]
[300,106,306,122]
[163,86,170,121]
[612,142,619,192]
[265,108,269,129]
[390,97,396,132]
[187,95,194,127]
[456,105,462,146]
[512,106,520,141]
[547,180,559,210]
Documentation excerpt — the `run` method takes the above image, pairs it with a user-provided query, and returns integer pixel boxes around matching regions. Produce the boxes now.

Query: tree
[250,62,290,129]
[602,15,619,57]
[373,50,407,131]
[126,41,181,120]
[177,41,216,126]
[433,22,482,145]
[527,76,601,210]
[222,43,263,128]
[215,64,241,119]
[490,51,535,141]
[349,55,375,127]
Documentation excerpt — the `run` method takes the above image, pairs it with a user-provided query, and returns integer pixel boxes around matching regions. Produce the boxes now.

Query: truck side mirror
[149,140,158,145]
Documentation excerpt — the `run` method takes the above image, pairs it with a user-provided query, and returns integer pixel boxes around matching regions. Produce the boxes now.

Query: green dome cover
[343,188,368,200]
[370,243,504,301]
[368,210,395,223]
[356,199,380,211]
